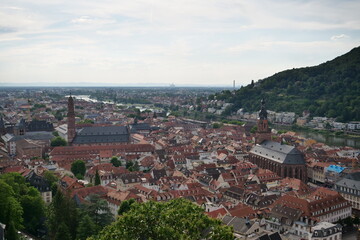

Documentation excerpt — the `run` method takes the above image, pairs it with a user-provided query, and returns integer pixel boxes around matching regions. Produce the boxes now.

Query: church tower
[67,95,76,144]
[255,98,271,144]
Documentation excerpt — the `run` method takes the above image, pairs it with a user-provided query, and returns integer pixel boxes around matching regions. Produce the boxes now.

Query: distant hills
[213,46,360,122]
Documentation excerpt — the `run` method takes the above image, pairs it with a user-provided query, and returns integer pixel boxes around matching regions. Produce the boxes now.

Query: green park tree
[5,220,19,240]
[71,160,86,179]
[77,214,97,240]
[126,161,139,172]
[43,171,59,196]
[47,189,78,240]
[94,169,101,186]
[117,198,136,215]
[110,156,121,167]
[51,136,67,147]
[55,222,71,240]
[81,194,113,231]
[0,173,45,236]
[0,180,23,231]
[89,198,233,240]
[20,187,45,235]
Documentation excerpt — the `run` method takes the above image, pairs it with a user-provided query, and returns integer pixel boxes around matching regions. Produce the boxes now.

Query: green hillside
[214,46,360,122]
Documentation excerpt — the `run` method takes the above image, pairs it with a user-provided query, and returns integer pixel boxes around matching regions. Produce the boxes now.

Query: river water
[295,131,360,149]
[272,124,360,148]
[66,95,154,112]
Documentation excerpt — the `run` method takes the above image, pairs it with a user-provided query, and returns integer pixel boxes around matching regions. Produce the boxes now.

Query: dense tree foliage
[0,173,45,236]
[126,160,139,172]
[77,214,97,240]
[51,136,67,147]
[110,156,121,167]
[71,160,86,179]
[215,46,360,122]
[75,194,113,239]
[77,119,94,124]
[94,169,101,185]
[117,198,136,215]
[43,171,59,196]
[90,198,233,240]
[80,194,113,230]
[47,189,78,240]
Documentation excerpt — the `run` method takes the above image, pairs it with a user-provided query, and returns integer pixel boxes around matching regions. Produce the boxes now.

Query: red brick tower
[67,95,76,144]
[256,98,271,144]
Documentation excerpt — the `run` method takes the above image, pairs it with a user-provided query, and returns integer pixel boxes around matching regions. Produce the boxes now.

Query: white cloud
[331,34,350,41]
[0,0,360,86]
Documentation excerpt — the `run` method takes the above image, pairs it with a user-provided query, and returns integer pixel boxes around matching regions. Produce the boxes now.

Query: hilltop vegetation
[90,198,233,240]
[213,46,360,122]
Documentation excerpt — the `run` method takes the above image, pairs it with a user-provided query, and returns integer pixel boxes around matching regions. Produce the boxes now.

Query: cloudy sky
[0,0,359,87]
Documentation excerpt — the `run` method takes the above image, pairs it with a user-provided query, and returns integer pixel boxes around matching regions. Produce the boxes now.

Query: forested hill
[213,46,360,122]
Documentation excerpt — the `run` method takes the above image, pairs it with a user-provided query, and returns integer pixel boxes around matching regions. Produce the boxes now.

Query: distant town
[1,87,360,240]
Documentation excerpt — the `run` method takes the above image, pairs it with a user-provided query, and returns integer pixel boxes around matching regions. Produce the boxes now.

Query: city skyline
[1,0,360,87]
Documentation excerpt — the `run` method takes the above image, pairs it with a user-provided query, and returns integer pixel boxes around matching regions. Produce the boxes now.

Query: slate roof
[250,140,304,165]
[258,232,282,240]
[270,204,303,222]
[72,126,129,144]
[335,172,360,196]
[152,169,167,180]
[27,120,54,132]
[2,132,54,142]
[129,123,151,133]
[311,222,342,238]
[222,215,255,234]
[26,171,51,192]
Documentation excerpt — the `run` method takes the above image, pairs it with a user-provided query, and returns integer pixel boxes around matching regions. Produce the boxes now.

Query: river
[272,124,360,148]
[295,131,360,149]
[66,95,155,112]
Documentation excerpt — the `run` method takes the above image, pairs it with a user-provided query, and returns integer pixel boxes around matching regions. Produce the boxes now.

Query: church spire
[259,98,268,120]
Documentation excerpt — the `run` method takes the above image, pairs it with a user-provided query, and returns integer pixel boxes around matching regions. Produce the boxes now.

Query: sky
[0,0,360,87]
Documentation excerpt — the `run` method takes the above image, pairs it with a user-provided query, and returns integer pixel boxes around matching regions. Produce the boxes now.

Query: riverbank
[272,124,360,148]
[289,125,360,139]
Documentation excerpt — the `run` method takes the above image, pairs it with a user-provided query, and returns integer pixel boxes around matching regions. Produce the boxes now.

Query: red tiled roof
[4,166,32,177]
[228,204,257,219]
[51,144,155,156]
[72,185,110,203]
[205,208,228,219]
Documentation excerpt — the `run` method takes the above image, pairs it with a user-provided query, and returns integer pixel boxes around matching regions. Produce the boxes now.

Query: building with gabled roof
[222,215,261,237]
[72,125,130,145]
[249,99,306,182]
[25,171,52,204]
[310,222,342,240]
[271,188,351,224]
[335,171,360,211]
[249,140,307,182]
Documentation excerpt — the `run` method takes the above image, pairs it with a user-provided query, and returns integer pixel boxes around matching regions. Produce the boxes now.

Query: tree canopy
[94,169,101,186]
[214,46,360,122]
[0,173,45,237]
[110,156,121,167]
[126,160,139,172]
[71,160,86,179]
[90,198,233,240]
[51,136,67,147]
[47,189,78,240]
